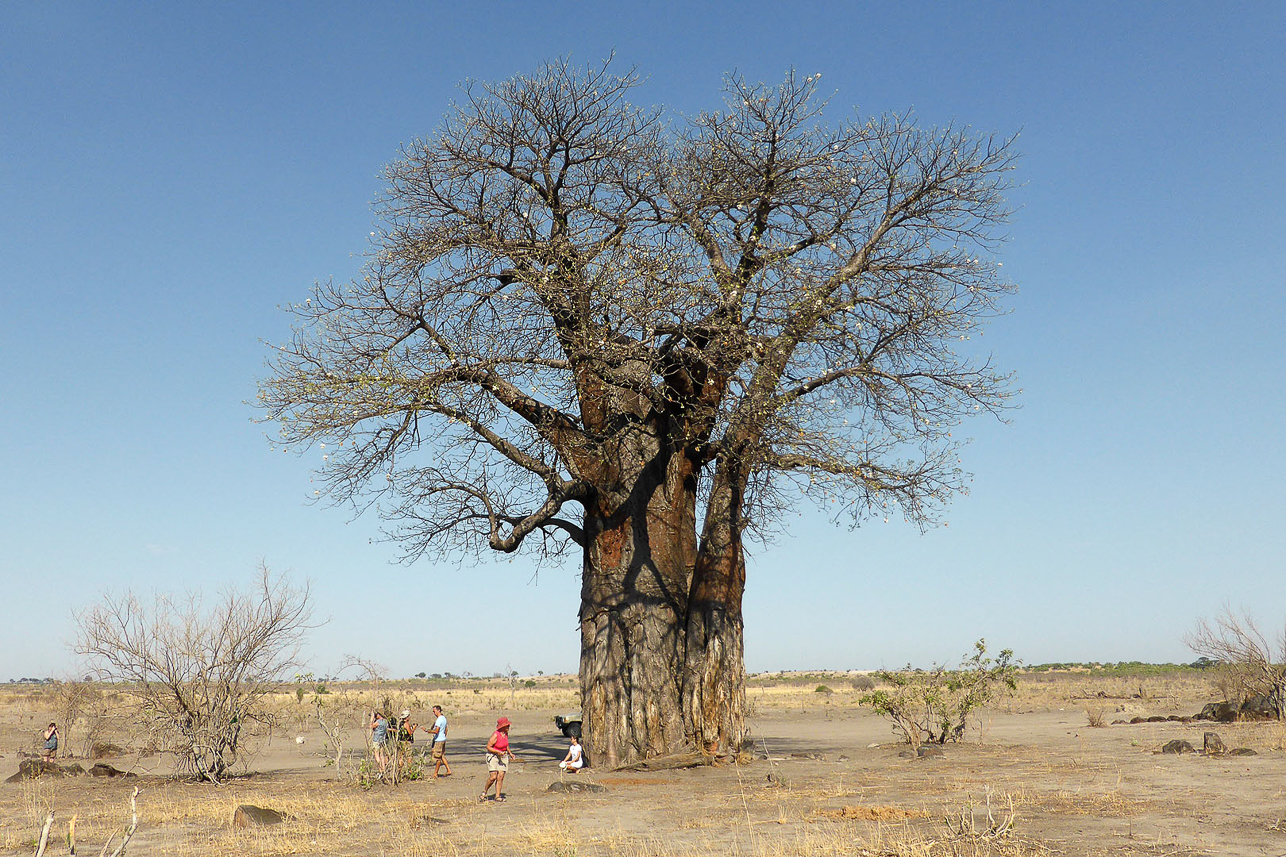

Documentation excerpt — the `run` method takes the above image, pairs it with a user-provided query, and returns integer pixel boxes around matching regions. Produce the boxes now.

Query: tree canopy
[260,58,1016,763]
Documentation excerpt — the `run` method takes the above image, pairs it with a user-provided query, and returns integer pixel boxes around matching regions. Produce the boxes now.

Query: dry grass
[0,780,1048,857]
[0,672,1273,857]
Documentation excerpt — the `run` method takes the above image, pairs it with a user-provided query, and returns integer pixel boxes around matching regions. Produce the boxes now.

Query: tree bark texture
[683,465,749,755]
[578,450,702,767]
[579,449,751,765]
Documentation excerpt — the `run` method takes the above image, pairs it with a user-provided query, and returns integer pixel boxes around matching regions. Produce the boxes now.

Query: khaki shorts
[432,742,446,759]
[487,752,508,772]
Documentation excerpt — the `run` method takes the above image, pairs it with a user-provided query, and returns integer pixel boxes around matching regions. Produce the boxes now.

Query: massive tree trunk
[681,465,749,755]
[578,450,701,767]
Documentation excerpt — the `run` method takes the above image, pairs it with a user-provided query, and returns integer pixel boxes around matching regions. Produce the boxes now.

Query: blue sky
[2,2,1283,681]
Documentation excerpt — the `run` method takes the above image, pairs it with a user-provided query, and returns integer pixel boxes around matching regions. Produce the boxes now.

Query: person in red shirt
[480,716,512,802]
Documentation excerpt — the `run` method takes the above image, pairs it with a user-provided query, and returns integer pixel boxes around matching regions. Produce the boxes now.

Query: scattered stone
[233,805,289,828]
[1196,702,1238,723]
[1202,732,1227,756]
[1160,740,1196,755]
[1228,747,1258,757]
[89,763,136,779]
[836,754,850,762]
[789,752,826,761]
[4,759,67,782]
[546,780,608,794]
[90,742,127,760]
[1240,695,1278,721]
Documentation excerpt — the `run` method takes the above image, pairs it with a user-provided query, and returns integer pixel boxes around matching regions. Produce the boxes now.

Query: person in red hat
[480,716,513,802]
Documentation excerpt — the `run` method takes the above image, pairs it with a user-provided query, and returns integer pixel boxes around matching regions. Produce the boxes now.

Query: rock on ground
[546,780,608,794]
[233,805,289,827]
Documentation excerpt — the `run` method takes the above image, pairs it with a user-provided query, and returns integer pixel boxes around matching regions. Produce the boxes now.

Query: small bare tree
[75,566,315,782]
[50,680,100,759]
[1186,607,1286,718]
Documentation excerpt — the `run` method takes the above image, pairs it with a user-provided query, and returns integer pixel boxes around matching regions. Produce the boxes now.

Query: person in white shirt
[559,734,584,773]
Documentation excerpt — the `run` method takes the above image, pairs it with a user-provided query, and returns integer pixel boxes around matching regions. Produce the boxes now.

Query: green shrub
[814,685,833,694]
[862,640,1019,748]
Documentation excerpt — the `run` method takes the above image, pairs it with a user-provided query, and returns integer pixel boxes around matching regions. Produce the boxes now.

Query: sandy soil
[2,685,1285,856]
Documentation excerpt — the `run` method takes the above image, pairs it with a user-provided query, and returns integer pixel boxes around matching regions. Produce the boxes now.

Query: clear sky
[3,2,1284,681]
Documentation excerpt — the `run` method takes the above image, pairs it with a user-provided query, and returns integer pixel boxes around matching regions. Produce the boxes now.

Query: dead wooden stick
[33,813,54,857]
[105,788,138,857]
[609,751,718,772]
[68,814,77,856]
[98,787,138,857]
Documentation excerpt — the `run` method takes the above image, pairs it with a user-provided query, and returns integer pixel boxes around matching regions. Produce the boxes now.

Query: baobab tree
[260,58,1017,766]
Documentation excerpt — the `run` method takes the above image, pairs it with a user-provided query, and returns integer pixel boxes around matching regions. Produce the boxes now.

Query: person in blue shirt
[42,722,59,762]
[370,711,390,778]
[429,704,452,778]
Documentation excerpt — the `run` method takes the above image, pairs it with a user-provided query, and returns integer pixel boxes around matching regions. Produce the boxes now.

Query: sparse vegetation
[862,640,1019,747]
[1186,606,1286,717]
[74,566,316,782]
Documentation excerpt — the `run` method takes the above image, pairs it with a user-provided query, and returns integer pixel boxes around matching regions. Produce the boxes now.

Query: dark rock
[916,746,945,758]
[1166,715,1184,722]
[63,763,86,776]
[1129,717,1146,724]
[89,763,136,779]
[1160,739,1196,755]
[90,742,127,759]
[4,759,66,782]
[546,780,608,794]
[836,754,850,762]
[1196,702,1238,723]
[1228,747,1258,756]
[233,805,289,828]
[1240,695,1278,721]
[1202,732,1227,756]
[1146,716,1168,723]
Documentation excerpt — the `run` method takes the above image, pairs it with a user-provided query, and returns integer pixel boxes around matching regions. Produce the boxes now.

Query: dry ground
[3,672,1285,856]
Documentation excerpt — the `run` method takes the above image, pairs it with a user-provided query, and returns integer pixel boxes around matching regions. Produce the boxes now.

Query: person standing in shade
[480,716,512,802]
[429,704,452,778]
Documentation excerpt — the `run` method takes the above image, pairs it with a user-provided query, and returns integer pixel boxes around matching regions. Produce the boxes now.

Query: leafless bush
[1185,607,1286,718]
[50,680,100,759]
[1085,707,1106,728]
[75,565,316,781]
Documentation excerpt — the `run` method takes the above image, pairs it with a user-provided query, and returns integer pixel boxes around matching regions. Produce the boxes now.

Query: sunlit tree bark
[260,58,1016,764]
